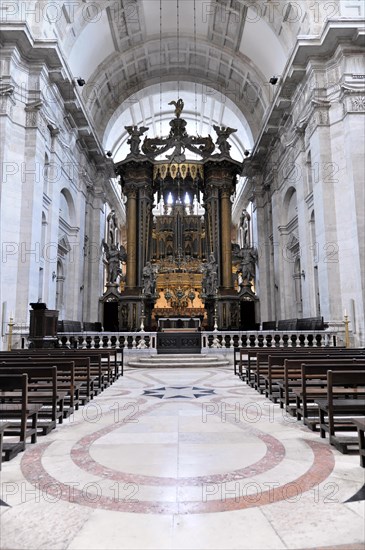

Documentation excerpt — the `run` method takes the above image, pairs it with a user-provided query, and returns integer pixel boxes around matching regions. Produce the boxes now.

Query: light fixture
[52,271,57,281]
[301,270,305,279]
[106,151,113,157]
[244,150,250,157]
[76,77,86,87]
[269,76,279,85]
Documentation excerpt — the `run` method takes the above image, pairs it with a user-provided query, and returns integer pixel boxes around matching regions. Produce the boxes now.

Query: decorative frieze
[340,82,365,115]
[351,96,365,111]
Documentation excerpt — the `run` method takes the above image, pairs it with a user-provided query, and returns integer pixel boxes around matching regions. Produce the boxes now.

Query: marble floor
[0,362,364,550]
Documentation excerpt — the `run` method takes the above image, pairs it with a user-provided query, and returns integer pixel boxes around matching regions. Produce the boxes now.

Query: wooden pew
[352,418,365,467]
[316,370,365,453]
[240,348,290,385]
[0,374,42,461]
[0,365,65,434]
[1,353,95,404]
[6,348,123,380]
[242,347,352,391]
[262,352,336,401]
[234,348,243,376]
[265,350,365,405]
[294,362,365,429]
[0,422,11,469]
[0,360,78,417]
[281,357,365,414]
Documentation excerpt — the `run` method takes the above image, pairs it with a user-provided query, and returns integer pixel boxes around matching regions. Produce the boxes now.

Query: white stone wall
[245,38,365,346]
[0,40,123,349]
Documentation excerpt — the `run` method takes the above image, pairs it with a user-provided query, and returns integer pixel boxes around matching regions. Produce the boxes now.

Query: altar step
[127,354,230,368]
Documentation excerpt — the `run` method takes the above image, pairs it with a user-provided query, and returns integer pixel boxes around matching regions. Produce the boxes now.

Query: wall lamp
[301,270,305,279]
[244,150,250,157]
[106,151,113,158]
[76,77,86,87]
[269,76,280,85]
[52,271,57,281]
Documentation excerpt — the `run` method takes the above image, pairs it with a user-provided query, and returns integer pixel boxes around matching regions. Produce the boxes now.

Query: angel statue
[125,125,149,156]
[102,239,127,284]
[213,125,237,155]
[168,98,184,118]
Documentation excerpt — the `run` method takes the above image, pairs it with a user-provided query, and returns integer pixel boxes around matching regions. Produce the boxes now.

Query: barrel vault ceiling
[55,0,311,158]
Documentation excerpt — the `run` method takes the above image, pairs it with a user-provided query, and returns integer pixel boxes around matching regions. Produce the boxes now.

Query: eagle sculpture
[168,99,184,118]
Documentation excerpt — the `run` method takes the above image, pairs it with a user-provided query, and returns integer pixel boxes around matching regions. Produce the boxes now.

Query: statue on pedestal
[142,262,157,297]
[202,253,218,296]
[102,240,127,284]
[238,246,258,285]
[125,125,149,156]
[239,208,251,247]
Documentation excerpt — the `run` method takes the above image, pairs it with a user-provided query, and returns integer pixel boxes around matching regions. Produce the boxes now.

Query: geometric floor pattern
[142,386,216,399]
[0,363,364,549]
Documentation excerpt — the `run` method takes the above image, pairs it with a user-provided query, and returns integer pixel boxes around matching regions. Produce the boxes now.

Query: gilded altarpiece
[112,101,244,331]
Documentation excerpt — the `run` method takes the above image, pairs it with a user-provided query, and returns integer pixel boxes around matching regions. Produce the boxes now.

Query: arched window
[306,152,313,195]
[41,211,47,258]
[59,188,76,226]
[43,153,49,195]
[55,260,65,314]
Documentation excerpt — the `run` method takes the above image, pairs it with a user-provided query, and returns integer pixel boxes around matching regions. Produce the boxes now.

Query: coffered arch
[60,0,304,143]
[81,37,270,142]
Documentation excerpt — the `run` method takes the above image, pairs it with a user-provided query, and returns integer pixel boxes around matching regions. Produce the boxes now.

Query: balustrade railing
[54,330,336,350]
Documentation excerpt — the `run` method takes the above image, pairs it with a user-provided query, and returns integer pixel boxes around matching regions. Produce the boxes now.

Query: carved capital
[25,100,43,127]
[0,81,16,115]
[124,184,138,200]
[221,186,233,199]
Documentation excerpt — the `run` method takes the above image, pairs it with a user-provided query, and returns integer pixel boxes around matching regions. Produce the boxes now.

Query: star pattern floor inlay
[142,386,216,399]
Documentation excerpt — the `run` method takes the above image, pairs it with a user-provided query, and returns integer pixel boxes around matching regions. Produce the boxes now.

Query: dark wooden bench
[0,422,11,469]
[1,347,123,402]
[1,352,97,404]
[261,351,342,401]
[0,359,78,417]
[282,357,365,413]
[0,365,65,434]
[352,418,365,467]
[294,362,365,430]
[242,348,291,386]
[316,370,365,453]
[243,347,351,391]
[266,351,365,407]
[0,374,43,461]
[234,348,243,376]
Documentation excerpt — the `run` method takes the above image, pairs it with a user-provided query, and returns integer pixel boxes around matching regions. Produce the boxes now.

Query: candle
[344,309,347,317]
[10,311,13,320]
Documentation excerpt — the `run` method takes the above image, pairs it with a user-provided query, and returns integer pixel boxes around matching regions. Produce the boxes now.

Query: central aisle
[0,365,364,550]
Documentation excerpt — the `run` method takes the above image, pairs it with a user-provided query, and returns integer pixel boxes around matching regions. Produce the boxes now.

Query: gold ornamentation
[153,163,203,182]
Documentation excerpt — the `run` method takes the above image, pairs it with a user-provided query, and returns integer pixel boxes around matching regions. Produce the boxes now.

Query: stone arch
[282,187,297,226]
[59,188,76,226]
